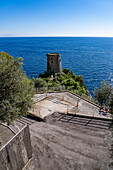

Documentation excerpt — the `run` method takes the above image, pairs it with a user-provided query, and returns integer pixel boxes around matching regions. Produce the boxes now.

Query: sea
[0,37,113,95]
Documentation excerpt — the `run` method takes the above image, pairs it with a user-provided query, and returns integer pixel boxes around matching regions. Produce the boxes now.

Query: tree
[62,68,70,75]
[34,78,47,88]
[61,78,75,87]
[36,68,88,95]
[93,81,112,106]
[0,52,34,124]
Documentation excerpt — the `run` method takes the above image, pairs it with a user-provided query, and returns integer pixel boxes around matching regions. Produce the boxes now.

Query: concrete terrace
[30,91,112,120]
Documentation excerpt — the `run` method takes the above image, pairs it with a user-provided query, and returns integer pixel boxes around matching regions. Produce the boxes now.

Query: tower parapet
[46,53,62,75]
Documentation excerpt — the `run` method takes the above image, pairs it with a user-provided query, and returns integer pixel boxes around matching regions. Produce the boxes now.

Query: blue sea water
[0,37,113,95]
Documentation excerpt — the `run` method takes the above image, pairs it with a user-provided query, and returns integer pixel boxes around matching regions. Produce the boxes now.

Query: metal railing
[34,86,95,103]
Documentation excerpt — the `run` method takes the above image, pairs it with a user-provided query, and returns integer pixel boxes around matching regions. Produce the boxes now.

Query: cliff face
[47,53,62,75]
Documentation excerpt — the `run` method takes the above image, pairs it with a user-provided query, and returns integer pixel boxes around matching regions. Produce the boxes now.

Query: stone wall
[0,125,33,170]
[47,53,62,75]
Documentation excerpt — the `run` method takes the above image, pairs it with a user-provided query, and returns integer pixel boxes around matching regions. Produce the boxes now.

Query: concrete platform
[30,92,112,120]
[30,96,74,119]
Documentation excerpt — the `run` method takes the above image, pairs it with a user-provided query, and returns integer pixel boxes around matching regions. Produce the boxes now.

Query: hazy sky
[0,0,113,37]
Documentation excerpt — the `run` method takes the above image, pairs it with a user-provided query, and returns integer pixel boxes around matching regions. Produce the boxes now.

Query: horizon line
[0,35,113,38]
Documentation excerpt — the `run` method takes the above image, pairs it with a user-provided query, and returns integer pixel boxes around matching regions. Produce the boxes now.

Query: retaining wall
[0,125,32,170]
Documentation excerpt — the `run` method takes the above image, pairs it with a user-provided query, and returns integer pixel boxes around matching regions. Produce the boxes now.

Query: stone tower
[46,53,62,75]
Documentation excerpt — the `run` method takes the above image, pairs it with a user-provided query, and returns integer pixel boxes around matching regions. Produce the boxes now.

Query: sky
[0,0,113,37]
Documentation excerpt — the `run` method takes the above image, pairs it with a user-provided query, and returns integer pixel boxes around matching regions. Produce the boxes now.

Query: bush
[0,52,34,124]
[34,68,88,95]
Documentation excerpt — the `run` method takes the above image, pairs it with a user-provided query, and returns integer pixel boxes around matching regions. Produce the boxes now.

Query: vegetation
[33,68,88,95]
[0,52,34,124]
[93,80,113,114]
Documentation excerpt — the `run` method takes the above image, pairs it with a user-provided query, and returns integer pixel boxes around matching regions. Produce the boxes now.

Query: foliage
[62,68,70,74]
[34,78,47,88]
[0,52,34,124]
[39,71,49,78]
[33,68,88,95]
[93,81,113,106]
